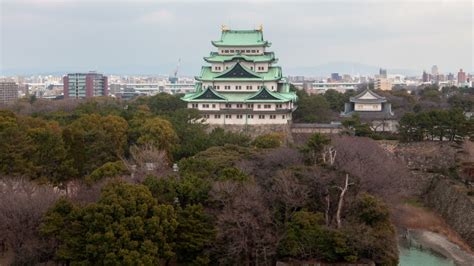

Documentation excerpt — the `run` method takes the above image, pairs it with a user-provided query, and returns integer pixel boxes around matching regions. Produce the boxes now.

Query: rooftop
[204,52,276,63]
[350,88,387,103]
[211,29,271,47]
[182,86,297,103]
[196,63,282,82]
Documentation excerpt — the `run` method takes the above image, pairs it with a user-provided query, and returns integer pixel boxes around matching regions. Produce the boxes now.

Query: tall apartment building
[331,73,342,81]
[457,69,466,85]
[374,78,392,91]
[422,71,430,82]
[63,72,108,99]
[0,81,19,105]
[431,65,439,76]
[181,26,297,125]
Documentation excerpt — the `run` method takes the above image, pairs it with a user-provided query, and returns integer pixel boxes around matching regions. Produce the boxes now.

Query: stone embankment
[382,141,474,252]
[424,177,474,248]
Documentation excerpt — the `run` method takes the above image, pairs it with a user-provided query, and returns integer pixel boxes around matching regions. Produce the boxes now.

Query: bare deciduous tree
[333,136,418,203]
[123,144,170,181]
[0,177,60,264]
[322,145,337,166]
[333,174,354,228]
[270,169,311,224]
[211,181,277,265]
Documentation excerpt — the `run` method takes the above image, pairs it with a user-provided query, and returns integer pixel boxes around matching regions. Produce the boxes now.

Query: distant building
[431,65,439,76]
[331,73,342,82]
[422,71,430,82]
[457,69,466,85]
[374,78,392,91]
[289,76,305,82]
[341,88,396,132]
[379,68,387,78]
[342,74,353,82]
[63,72,108,99]
[0,81,19,105]
[447,73,455,81]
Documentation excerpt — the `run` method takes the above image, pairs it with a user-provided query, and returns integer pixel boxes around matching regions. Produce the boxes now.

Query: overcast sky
[1,0,472,76]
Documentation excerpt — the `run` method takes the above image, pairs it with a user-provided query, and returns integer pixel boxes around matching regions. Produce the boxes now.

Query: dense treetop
[1,85,473,265]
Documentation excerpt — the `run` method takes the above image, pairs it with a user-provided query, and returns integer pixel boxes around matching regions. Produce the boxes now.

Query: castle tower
[181,26,297,125]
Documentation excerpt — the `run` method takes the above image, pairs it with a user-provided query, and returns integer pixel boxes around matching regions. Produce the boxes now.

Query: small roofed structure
[341,88,394,119]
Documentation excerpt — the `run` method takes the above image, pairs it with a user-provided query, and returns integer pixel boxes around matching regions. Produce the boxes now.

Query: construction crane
[168,58,181,84]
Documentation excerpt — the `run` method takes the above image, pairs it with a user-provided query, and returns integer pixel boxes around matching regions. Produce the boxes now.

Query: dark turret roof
[350,88,387,104]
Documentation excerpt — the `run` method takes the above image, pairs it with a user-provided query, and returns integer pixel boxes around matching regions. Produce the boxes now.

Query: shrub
[252,133,284,149]
[85,161,128,184]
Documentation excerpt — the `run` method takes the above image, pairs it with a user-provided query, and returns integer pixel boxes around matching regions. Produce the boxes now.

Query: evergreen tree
[40,181,178,265]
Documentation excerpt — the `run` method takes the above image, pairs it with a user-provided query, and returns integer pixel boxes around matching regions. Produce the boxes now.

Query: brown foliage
[7,98,81,115]
[332,136,418,202]
[0,177,59,264]
[123,144,171,182]
[210,181,277,265]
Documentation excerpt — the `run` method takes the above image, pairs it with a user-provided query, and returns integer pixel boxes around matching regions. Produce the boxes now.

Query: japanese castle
[182,26,297,125]
[341,88,394,119]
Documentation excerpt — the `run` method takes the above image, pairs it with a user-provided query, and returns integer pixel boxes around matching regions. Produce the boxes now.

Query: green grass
[402,198,425,208]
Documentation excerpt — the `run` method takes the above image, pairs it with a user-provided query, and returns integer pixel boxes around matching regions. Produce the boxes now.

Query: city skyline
[1,0,473,76]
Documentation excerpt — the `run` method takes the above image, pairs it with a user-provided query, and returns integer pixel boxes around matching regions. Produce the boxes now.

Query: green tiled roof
[196,64,282,81]
[212,30,271,47]
[181,86,297,103]
[204,52,277,63]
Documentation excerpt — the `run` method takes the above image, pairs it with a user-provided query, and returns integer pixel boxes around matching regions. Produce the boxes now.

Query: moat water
[399,245,454,266]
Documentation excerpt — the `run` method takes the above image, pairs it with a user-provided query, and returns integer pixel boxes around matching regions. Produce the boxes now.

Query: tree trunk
[325,193,330,226]
[335,174,351,229]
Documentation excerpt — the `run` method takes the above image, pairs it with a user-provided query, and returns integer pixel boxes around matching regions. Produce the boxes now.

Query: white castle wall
[217,47,265,55]
[354,103,382,111]
[202,81,278,92]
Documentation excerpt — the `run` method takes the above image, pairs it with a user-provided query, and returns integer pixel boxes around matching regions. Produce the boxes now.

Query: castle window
[251,50,256,53]
[237,104,243,108]
[247,104,254,108]
[247,114,254,119]
[237,114,243,119]
[215,114,221,119]
[204,114,210,118]
[282,115,286,119]
[225,103,231,108]
[212,104,216,108]
[270,115,276,119]
[257,104,261,109]
[258,115,265,119]
[225,114,231,119]
[264,104,271,109]
[202,104,209,108]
